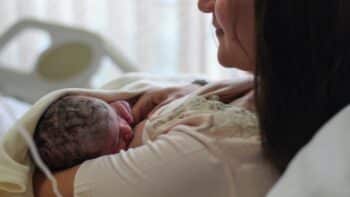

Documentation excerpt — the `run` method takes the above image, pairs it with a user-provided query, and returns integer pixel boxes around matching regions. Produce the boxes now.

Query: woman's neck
[230,90,256,112]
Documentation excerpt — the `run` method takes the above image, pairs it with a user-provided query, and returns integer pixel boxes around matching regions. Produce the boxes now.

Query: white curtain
[0,0,246,85]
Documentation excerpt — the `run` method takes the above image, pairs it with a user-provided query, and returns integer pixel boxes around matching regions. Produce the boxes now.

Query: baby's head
[33,95,134,171]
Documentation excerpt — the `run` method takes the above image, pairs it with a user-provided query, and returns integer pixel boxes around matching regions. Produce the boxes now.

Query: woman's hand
[129,119,147,148]
[200,77,254,103]
[33,166,79,197]
[132,84,201,123]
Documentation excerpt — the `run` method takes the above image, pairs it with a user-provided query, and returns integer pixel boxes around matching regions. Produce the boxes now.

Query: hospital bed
[0,18,138,104]
[0,19,206,135]
[0,18,139,136]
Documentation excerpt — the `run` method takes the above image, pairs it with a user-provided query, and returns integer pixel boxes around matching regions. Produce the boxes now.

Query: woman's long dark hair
[255,0,350,172]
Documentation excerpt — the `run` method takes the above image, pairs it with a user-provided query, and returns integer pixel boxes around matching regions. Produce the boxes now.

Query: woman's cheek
[215,0,233,32]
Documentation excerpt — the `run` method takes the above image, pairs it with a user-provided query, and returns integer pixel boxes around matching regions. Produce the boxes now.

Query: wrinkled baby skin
[105,100,135,153]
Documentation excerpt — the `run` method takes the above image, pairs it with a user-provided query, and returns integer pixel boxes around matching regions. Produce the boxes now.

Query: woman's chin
[217,45,255,71]
[217,54,240,68]
[217,48,241,67]
[217,53,230,67]
[218,54,253,71]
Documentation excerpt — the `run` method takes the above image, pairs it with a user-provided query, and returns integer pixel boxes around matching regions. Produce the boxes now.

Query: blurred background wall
[0,0,246,85]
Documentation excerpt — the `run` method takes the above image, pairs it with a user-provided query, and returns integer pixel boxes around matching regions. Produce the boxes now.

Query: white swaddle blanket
[0,96,30,138]
[0,75,184,197]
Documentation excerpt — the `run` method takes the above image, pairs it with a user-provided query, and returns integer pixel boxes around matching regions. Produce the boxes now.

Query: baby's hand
[129,120,147,148]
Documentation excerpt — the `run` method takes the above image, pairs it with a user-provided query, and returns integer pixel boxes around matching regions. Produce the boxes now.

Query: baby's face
[77,96,134,154]
[107,100,134,153]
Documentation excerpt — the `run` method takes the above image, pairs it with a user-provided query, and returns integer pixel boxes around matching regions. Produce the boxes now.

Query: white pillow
[267,105,350,197]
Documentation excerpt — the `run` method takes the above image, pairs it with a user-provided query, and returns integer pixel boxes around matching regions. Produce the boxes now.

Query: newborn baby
[34,92,257,172]
[34,95,134,171]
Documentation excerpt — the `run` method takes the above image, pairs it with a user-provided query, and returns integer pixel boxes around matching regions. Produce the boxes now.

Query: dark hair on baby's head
[34,95,114,171]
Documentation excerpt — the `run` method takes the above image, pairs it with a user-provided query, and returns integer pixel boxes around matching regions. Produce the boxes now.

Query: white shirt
[75,95,278,197]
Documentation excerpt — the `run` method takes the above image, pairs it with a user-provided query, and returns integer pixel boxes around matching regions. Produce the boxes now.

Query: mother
[35,0,350,196]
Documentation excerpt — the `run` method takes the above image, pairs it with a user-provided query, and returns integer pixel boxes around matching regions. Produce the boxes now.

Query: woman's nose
[198,0,215,13]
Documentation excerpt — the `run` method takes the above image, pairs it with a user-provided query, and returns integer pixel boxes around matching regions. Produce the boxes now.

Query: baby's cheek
[100,135,118,155]
[104,118,133,154]
[102,120,121,154]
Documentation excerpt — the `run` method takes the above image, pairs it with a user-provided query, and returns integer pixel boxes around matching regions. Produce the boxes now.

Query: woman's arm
[131,77,254,123]
[33,166,79,197]
[34,130,232,197]
[131,84,201,123]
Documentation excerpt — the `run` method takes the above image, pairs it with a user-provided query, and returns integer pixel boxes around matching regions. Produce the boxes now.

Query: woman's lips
[216,28,224,37]
[213,20,223,36]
